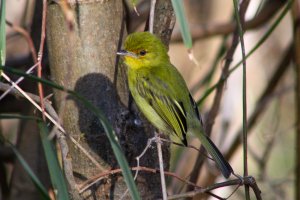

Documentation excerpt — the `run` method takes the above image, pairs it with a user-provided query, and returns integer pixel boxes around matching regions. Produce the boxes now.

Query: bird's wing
[136,76,188,145]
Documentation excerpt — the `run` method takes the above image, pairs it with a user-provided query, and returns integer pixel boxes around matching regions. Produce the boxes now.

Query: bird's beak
[117,50,138,58]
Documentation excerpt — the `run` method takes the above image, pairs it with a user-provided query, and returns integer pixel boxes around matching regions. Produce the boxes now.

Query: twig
[79,166,259,198]
[149,0,156,33]
[5,20,38,62]
[171,0,286,42]
[168,176,261,200]
[233,0,250,199]
[134,137,156,180]
[155,132,167,200]
[79,166,197,194]
[37,0,47,121]
[0,63,38,100]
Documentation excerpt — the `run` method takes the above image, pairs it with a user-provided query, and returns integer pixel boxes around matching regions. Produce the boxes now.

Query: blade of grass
[1,66,141,200]
[0,114,40,120]
[233,0,250,199]
[38,121,69,200]
[171,0,192,49]
[0,0,6,66]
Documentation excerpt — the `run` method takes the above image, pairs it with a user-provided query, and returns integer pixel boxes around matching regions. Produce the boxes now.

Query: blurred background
[1,0,295,199]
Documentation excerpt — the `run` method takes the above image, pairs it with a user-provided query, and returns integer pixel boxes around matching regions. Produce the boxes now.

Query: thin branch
[155,133,167,200]
[233,0,250,199]
[5,20,37,62]
[78,165,261,200]
[37,0,47,120]
[0,63,38,101]
[149,0,156,33]
[171,0,286,42]
[168,176,261,200]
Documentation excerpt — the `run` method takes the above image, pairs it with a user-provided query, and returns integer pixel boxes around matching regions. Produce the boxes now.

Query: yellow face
[123,49,152,70]
[117,32,170,70]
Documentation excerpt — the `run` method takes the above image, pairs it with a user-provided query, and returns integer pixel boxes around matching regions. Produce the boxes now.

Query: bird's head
[117,32,169,69]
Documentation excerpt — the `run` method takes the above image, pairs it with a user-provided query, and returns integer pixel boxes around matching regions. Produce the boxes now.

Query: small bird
[117,32,233,178]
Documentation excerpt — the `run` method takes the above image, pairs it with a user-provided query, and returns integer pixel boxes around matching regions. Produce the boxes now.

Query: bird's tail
[199,134,233,178]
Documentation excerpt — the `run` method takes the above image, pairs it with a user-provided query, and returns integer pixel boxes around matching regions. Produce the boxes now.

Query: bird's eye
[139,50,147,56]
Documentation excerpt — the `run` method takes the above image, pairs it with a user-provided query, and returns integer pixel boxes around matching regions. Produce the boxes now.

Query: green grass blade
[171,0,192,48]
[10,144,51,200]
[233,0,250,198]
[130,0,138,7]
[0,0,6,66]
[0,114,40,120]
[1,66,141,199]
[38,121,69,200]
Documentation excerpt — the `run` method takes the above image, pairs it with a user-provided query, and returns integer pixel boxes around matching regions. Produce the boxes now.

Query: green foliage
[171,0,192,49]
[38,122,69,200]
[0,0,6,66]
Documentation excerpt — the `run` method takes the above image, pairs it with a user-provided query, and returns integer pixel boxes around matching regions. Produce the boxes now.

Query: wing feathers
[136,77,188,145]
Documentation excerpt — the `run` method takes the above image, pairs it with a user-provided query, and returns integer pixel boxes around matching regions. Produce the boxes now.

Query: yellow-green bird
[117,32,233,178]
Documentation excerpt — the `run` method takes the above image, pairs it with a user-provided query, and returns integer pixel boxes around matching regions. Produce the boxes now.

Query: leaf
[171,0,192,48]
[38,121,69,200]
[0,0,6,66]
[0,114,39,121]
